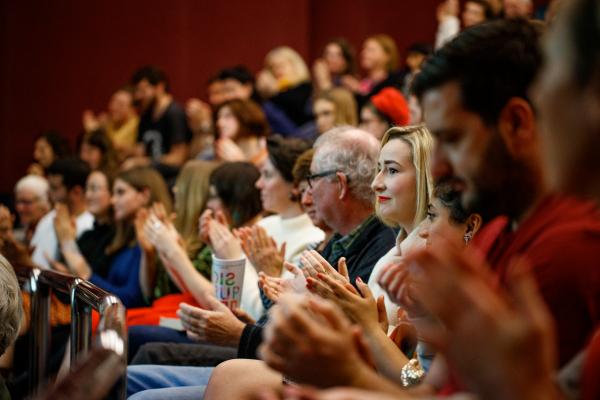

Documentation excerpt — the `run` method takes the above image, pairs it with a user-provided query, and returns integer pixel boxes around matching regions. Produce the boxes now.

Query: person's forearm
[362,324,410,384]
[349,362,412,398]
[60,240,92,279]
[164,245,215,308]
[159,146,188,166]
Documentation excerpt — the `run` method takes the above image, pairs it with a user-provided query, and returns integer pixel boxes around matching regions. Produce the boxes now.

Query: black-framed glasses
[306,169,339,189]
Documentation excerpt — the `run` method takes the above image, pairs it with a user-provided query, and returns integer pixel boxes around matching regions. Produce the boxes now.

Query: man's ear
[497,97,538,158]
[336,172,349,200]
[69,186,84,201]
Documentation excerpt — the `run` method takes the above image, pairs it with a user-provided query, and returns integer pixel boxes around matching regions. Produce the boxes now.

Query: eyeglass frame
[306,169,348,189]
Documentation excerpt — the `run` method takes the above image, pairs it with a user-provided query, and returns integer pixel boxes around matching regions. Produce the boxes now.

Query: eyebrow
[382,160,401,166]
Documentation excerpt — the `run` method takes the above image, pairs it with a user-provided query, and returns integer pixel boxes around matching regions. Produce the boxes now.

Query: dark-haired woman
[213,99,269,166]
[79,128,119,175]
[28,131,70,176]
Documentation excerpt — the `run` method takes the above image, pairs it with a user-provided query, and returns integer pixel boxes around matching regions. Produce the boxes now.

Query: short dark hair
[292,149,314,186]
[217,65,254,85]
[130,65,169,91]
[412,19,543,125]
[210,162,262,227]
[267,135,311,183]
[433,182,470,224]
[46,158,90,191]
[36,131,70,159]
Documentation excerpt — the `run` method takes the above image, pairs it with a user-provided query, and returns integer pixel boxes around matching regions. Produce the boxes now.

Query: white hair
[15,175,50,206]
[313,127,380,205]
[0,255,22,355]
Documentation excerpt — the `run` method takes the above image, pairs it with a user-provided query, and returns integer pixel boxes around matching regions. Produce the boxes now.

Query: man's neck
[335,205,373,236]
[153,94,172,120]
[68,201,87,219]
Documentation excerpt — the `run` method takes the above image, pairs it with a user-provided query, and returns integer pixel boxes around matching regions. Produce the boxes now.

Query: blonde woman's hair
[107,167,173,255]
[366,34,399,72]
[376,125,434,233]
[315,88,358,127]
[265,46,310,86]
[174,160,218,257]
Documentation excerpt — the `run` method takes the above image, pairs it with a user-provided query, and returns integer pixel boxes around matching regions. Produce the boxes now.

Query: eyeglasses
[306,169,339,189]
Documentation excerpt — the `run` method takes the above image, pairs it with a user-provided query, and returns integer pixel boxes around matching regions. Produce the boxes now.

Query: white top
[30,209,94,269]
[368,228,425,330]
[236,213,325,320]
[435,15,460,50]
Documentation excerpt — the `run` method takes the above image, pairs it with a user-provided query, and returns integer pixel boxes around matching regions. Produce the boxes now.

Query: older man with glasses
[307,126,396,283]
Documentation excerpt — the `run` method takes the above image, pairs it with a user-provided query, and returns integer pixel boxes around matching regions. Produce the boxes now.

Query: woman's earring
[464,232,473,245]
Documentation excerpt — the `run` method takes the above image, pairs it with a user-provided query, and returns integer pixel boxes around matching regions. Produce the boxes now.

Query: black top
[77,221,115,278]
[356,71,404,110]
[268,82,313,127]
[137,101,191,160]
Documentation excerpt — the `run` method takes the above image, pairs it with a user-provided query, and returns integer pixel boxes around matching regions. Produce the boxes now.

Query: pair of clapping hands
[135,203,181,260]
[258,231,558,400]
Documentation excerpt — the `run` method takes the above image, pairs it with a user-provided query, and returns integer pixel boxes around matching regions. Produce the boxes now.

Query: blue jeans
[128,325,194,362]
[127,365,214,399]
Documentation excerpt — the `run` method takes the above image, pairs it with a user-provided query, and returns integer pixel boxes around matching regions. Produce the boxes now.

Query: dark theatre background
[0,0,547,197]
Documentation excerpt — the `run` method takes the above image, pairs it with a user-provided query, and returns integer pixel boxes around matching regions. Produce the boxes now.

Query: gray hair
[15,175,50,206]
[0,255,22,355]
[313,127,380,205]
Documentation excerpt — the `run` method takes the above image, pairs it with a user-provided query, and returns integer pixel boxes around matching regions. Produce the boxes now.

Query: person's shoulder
[256,214,280,229]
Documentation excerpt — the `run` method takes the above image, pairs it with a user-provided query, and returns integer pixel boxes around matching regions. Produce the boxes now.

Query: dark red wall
[0,0,444,194]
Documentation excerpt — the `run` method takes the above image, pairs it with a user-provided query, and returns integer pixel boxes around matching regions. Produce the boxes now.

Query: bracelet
[400,358,425,387]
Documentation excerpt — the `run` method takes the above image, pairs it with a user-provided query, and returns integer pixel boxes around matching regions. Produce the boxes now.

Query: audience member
[30,158,93,269]
[125,66,191,171]
[344,35,402,108]
[82,87,139,159]
[88,167,172,308]
[213,98,269,165]
[0,256,23,399]
[312,38,358,92]
[399,43,432,96]
[12,175,51,245]
[462,0,495,27]
[406,16,600,393]
[28,131,70,176]
[360,87,410,139]
[78,129,119,175]
[312,88,358,135]
[48,170,115,279]
[257,46,314,134]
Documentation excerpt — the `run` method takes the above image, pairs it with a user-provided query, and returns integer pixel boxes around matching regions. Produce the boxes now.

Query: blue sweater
[89,245,146,308]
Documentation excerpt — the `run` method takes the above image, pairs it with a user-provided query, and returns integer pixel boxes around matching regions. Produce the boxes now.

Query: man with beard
[396,17,600,394]
[124,66,190,171]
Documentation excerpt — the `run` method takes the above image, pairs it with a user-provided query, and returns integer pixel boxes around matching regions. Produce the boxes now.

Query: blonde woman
[313,88,358,134]
[256,46,314,130]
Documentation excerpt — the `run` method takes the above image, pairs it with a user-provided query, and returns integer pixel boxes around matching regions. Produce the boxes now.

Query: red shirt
[441,195,600,395]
